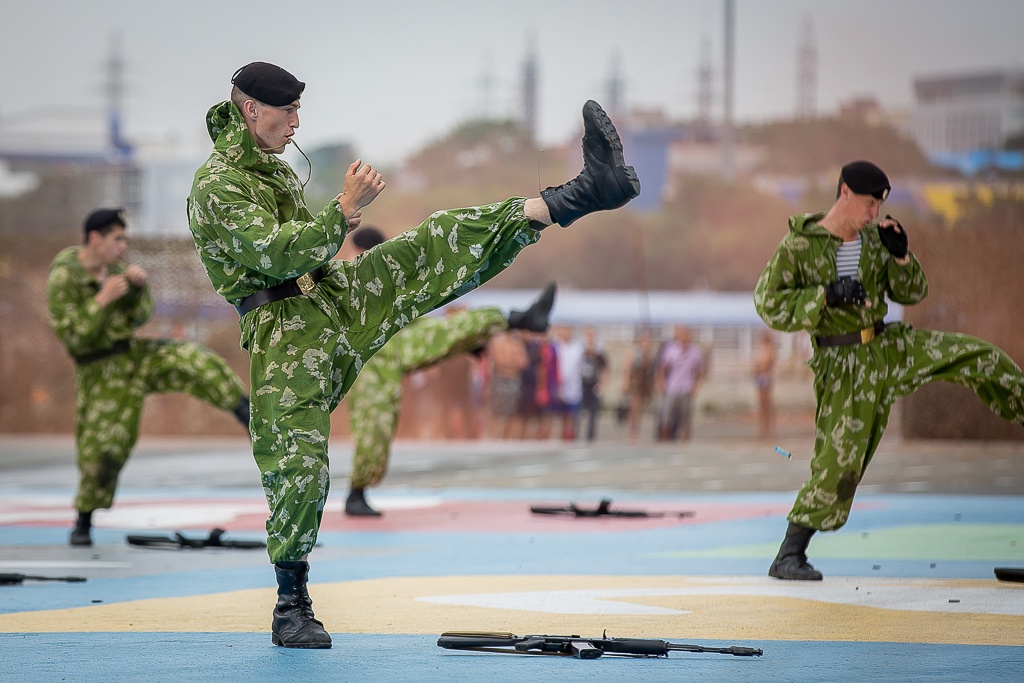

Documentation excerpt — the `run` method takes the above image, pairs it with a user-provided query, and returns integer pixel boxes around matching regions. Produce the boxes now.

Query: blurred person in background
[46,208,249,548]
[621,327,657,441]
[488,330,529,439]
[752,328,777,438]
[578,326,608,441]
[553,325,584,440]
[755,159,1024,582]
[655,325,706,441]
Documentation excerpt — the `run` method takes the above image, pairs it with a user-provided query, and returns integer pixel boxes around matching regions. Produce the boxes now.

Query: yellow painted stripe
[2,575,1022,646]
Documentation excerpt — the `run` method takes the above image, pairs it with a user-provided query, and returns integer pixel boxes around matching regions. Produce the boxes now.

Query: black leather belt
[235,267,324,317]
[74,339,131,365]
[815,321,886,348]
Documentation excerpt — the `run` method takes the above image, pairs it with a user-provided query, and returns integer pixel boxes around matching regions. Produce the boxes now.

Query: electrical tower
[521,34,538,140]
[795,14,818,120]
[696,36,714,138]
[605,50,624,120]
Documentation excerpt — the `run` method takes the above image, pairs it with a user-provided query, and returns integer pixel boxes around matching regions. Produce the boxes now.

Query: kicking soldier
[341,227,556,517]
[754,160,1024,581]
[46,208,250,547]
[187,61,639,649]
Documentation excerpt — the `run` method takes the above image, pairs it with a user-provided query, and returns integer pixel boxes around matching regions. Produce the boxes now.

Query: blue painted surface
[2,488,1024,680]
[1,633,1022,683]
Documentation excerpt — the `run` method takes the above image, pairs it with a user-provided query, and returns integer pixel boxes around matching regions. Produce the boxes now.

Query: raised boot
[506,283,557,333]
[344,487,381,517]
[69,510,92,547]
[768,522,823,580]
[540,100,641,227]
[272,561,333,648]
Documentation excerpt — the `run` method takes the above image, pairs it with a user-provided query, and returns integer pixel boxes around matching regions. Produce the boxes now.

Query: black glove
[825,276,867,307]
[878,214,908,259]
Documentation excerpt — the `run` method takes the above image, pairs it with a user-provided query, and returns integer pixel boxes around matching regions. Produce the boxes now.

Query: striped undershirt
[835,235,862,278]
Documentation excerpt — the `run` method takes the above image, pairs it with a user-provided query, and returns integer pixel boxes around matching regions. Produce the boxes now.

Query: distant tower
[605,50,624,120]
[104,31,131,154]
[795,14,818,120]
[696,36,714,137]
[521,34,538,140]
[722,0,735,181]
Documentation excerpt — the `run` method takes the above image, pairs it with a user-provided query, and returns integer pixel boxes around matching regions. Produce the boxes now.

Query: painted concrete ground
[2,483,1024,682]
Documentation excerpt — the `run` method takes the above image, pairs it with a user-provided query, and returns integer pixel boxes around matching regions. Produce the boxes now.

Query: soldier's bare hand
[346,209,363,231]
[96,274,130,307]
[336,159,386,219]
[123,265,147,287]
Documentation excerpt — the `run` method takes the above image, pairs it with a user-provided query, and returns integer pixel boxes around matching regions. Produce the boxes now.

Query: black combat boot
[344,487,381,517]
[540,100,641,227]
[272,561,333,648]
[768,522,824,580]
[506,283,557,333]
[233,396,251,429]
[69,510,93,547]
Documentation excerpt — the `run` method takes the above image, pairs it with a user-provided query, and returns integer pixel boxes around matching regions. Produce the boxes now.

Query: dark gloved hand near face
[878,214,908,259]
[825,276,867,307]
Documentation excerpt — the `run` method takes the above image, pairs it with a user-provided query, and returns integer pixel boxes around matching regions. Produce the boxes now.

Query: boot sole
[582,100,641,200]
[272,635,332,649]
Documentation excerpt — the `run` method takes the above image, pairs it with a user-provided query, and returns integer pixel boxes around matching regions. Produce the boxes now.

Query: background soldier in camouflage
[46,208,250,547]
[186,61,639,648]
[754,160,1024,582]
[342,228,556,516]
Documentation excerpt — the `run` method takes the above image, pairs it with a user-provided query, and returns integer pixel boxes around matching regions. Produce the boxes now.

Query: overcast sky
[4,0,1024,164]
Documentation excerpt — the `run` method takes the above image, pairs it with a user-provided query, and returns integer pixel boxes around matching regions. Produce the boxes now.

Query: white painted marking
[0,561,130,569]
[417,576,1024,617]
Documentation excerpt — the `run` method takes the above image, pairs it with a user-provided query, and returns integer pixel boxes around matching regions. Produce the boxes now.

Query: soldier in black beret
[188,61,641,649]
[46,209,251,548]
[755,159,1024,584]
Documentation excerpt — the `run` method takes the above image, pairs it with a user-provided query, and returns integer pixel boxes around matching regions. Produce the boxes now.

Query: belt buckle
[860,326,875,344]
[296,272,316,295]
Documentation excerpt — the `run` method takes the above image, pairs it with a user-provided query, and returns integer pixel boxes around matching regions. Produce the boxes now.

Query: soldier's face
[251,100,300,154]
[93,226,128,265]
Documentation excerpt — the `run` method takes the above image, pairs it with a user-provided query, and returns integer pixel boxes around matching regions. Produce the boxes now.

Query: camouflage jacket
[754,212,928,337]
[46,246,154,358]
[187,101,350,305]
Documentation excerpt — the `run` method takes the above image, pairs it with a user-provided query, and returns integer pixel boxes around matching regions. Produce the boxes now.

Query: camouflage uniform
[187,101,539,562]
[46,246,248,512]
[347,308,507,489]
[755,213,1024,531]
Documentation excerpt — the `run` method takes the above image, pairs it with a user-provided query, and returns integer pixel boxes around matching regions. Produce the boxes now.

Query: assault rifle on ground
[0,573,87,585]
[437,631,763,659]
[530,498,694,519]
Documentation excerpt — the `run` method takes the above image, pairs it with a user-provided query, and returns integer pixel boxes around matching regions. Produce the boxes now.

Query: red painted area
[4,496,879,534]
[315,501,798,533]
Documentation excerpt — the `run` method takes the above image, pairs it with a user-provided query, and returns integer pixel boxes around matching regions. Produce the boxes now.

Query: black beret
[838,160,890,200]
[231,61,305,106]
[83,208,127,234]
[351,227,386,251]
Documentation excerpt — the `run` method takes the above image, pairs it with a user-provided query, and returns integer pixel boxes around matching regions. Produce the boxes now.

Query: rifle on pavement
[530,498,694,519]
[437,631,763,659]
[0,573,87,585]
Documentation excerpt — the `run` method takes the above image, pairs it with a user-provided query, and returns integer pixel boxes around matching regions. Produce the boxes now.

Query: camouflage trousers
[347,307,507,489]
[73,338,247,512]
[792,322,1024,531]
[242,198,538,562]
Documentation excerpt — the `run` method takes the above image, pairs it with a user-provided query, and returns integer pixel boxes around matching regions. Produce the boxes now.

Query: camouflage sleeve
[45,263,109,354]
[191,179,349,280]
[885,252,928,305]
[753,236,825,333]
[124,280,155,329]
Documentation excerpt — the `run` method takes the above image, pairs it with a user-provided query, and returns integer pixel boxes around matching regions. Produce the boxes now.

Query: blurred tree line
[2,115,1024,437]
